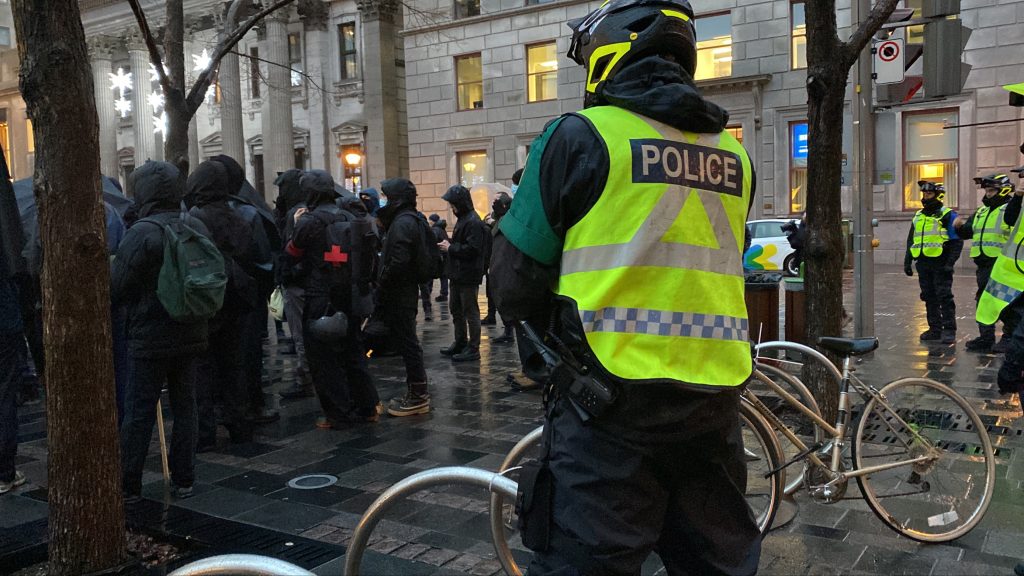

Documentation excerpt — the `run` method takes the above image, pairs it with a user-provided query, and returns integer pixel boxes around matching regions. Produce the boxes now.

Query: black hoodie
[377,178,424,308]
[442,185,489,285]
[111,161,210,357]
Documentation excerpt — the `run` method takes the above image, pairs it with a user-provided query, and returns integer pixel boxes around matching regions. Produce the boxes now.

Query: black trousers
[975,257,997,340]
[303,297,379,421]
[382,303,428,384]
[450,283,481,350]
[0,332,25,483]
[196,314,248,444]
[526,392,761,576]
[998,310,1024,401]
[418,283,433,316]
[916,258,956,332]
[120,355,198,495]
[240,303,268,411]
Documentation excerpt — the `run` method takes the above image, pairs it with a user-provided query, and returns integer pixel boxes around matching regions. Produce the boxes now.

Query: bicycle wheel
[740,397,784,534]
[852,377,995,542]
[747,365,825,495]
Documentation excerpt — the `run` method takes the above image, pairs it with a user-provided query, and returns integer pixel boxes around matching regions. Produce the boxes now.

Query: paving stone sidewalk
[2,265,1023,575]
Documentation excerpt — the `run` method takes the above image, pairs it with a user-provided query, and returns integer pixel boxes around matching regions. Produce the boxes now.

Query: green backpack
[150,217,227,322]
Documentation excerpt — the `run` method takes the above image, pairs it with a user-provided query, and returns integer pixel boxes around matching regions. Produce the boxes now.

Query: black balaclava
[441,184,474,218]
[360,187,381,216]
[982,189,1010,208]
[921,195,943,214]
[378,178,418,227]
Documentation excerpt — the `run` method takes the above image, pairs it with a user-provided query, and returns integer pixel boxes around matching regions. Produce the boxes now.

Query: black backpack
[311,210,377,316]
[397,212,444,283]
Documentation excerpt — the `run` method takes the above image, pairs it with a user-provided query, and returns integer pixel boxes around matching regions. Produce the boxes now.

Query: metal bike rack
[344,466,518,576]
[488,426,544,576]
[168,554,314,576]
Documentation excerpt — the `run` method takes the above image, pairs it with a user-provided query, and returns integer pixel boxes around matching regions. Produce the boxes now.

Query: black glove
[905,262,914,277]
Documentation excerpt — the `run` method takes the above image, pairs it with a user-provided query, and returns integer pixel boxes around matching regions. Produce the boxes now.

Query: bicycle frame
[749,353,937,484]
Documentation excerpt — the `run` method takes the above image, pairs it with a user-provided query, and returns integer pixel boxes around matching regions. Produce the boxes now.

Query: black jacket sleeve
[110,222,158,306]
[957,213,975,240]
[1005,194,1022,227]
[448,220,484,262]
[905,223,915,269]
[380,215,418,287]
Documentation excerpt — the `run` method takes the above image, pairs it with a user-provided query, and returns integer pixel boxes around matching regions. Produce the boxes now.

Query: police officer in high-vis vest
[955,174,1014,352]
[904,181,963,344]
[489,0,760,573]
[978,167,1024,411]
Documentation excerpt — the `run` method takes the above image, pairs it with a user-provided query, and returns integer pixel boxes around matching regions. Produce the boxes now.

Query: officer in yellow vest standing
[904,181,963,344]
[978,166,1024,411]
[489,0,760,573]
[955,175,1014,352]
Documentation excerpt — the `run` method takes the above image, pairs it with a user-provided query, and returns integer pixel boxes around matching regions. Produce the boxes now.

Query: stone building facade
[401,0,1024,262]
[0,0,409,202]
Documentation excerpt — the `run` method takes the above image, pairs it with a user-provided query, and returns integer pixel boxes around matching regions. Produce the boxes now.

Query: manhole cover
[287,474,338,490]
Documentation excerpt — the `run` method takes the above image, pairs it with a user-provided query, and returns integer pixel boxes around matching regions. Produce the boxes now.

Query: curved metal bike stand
[488,426,544,576]
[167,554,314,576]
[344,467,519,576]
[754,340,845,385]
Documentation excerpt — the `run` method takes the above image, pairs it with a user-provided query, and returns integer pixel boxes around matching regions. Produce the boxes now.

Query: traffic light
[922,0,971,98]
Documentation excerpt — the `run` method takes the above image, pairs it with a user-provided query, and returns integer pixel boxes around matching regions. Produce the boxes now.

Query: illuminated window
[338,22,358,80]
[454,0,480,19]
[288,32,303,87]
[458,150,488,188]
[694,13,731,81]
[26,118,33,153]
[725,125,743,145]
[790,121,808,214]
[526,43,558,102]
[249,47,261,99]
[792,2,807,70]
[455,54,483,111]
[904,110,958,209]
[904,0,924,45]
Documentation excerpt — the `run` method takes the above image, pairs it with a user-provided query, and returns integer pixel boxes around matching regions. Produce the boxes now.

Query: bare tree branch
[844,0,901,64]
[126,0,173,96]
[186,0,298,113]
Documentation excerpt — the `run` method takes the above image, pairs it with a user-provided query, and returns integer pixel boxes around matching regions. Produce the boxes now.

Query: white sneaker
[0,471,27,495]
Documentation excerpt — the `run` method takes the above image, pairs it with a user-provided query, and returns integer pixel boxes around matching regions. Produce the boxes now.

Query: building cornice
[399,0,590,37]
[697,74,772,93]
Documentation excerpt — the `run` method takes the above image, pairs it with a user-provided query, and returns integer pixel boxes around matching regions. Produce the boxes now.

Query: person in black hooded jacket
[489,0,761,573]
[186,160,255,449]
[377,178,431,416]
[286,170,380,427]
[439,184,489,362]
[112,161,210,501]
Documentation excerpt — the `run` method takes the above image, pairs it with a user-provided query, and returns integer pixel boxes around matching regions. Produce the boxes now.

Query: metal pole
[852,0,876,338]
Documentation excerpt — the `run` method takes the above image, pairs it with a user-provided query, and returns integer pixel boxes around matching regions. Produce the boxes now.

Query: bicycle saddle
[817,337,879,357]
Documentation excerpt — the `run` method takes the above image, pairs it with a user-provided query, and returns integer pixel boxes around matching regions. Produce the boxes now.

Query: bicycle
[746,337,996,542]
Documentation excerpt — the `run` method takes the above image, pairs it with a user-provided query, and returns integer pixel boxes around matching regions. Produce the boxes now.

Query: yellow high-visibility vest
[910,208,951,259]
[969,204,1010,258]
[978,214,1024,325]
[555,106,753,387]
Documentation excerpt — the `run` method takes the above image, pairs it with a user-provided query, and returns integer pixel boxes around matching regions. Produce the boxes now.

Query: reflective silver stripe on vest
[985,278,1021,304]
[979,241,1005,248]
[560,118,742,277]
[913,242,945,249]
[580,307,749,342]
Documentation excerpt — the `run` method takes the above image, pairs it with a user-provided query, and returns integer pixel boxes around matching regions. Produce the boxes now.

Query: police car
[745,218,799,275]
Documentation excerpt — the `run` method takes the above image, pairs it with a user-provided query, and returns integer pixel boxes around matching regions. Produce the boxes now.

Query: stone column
[128,37,158,166]
[88,36,119,179]
[299,0,331,172]
[261,8,295,200]
[184,34,202,171]
[357,0,401,187]
[219,51,246,164]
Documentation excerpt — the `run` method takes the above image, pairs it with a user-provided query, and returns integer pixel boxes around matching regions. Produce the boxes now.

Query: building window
[458,150,488,188]
[0,26,10,47]
[694,13,732,81]
[294,147,306,170]
[0,110,8,164]
[792,2,807,70]
[790,121,808,214]
[26,118,34,153]
[904,0,924,45]
[904,110,958,209]
[725,125,743,145]
[338,22,358,80]
[288,32,303,87]
[455,53,483,111]
[213,82,222,105]
[249,47,261,99]
[454,0,480,19]
[526,43,558,103]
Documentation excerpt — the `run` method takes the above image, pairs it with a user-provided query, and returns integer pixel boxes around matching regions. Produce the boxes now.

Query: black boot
[452,348,480,362]
[919,329,942,341]
[965,336,994,352]
[441,341,467,356]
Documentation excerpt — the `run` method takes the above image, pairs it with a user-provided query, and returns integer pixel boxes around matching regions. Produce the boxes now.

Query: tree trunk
[803,0,852,423]
[11,1,126,574]
[164,0,190,175]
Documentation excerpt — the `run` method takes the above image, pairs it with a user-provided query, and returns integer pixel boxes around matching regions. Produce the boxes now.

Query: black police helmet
[567,0,697,96]
[973,173,1013,197]
[918,180,946,202]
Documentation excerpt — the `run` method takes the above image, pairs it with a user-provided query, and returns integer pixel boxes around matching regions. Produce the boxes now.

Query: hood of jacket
[300,170,339,208]
[442,185,474,218]
[378,178,418,226]
[185,161,230,208]
[210,154,245,195]
[359,187,381,216]
[594,55,728,134]
[274,169,305,217]
[339,194,369,217]
[130,161,183,218]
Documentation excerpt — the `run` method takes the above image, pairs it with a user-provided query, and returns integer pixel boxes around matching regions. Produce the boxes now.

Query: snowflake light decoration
[109,68,132,98]
[147,91,165,113]
[192,49,213,74]
[290,69,302,87]
[114,97,132,118]
[153,112,168,136]
[148,63,171,84]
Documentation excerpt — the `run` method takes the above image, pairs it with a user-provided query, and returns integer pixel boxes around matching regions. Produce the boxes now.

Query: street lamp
[344,151,362,193]
[345,152,362,167]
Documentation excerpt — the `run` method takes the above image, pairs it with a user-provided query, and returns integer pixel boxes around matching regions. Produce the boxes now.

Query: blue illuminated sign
[792,123,809,160]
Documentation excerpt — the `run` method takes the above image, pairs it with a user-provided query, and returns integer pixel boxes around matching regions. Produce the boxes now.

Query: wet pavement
[2,265,1023,575]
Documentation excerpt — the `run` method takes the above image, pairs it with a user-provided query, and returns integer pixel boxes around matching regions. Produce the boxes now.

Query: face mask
[921,197,942,212]
[379,197,388,208]
[510,184,519,197]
